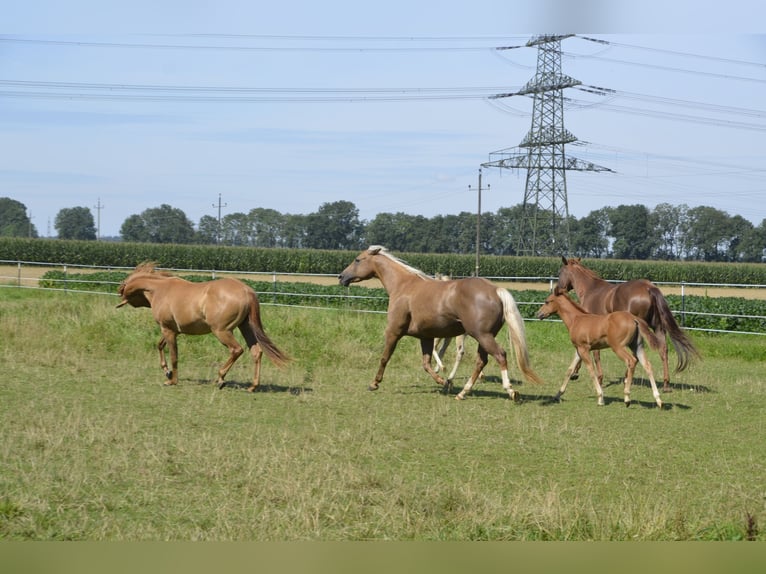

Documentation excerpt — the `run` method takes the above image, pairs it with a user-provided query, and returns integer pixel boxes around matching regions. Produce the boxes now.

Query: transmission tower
[482,34,612,256]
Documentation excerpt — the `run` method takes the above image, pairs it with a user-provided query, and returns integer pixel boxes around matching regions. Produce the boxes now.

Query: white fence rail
[2,260,765,336]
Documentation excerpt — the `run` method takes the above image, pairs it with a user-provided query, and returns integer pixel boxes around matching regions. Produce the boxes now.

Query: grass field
[1,287,764,541]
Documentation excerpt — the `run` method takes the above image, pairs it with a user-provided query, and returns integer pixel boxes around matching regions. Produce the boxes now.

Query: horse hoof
[164,371,173,380]
[625,400,631,407]
[368,384,379,391]
[455,393,465,401]
[218,382,226,390]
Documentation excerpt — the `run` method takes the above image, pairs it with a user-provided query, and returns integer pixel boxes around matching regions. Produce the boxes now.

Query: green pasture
[1,288,764,541]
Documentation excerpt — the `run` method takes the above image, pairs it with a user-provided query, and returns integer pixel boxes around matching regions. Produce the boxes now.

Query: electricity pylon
[482,34,612,256]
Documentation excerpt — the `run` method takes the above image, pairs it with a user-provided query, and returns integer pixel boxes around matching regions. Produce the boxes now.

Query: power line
[577,36,766,70]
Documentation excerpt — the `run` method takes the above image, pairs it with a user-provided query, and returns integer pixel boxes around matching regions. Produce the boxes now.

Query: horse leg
[556,352,582,401]
[212,330,245,390]
[370,332,401,391]
[157,335,172,380]
[433,337,449,373]
[636,339,663,409]
[442,335,460,380]
[656,328,672,392]
[239,323,264,392]
[419,339,448,389]
[161,330,179,386]
[456,346,490,401]
[577,347,604,406]
[612,345,638,407]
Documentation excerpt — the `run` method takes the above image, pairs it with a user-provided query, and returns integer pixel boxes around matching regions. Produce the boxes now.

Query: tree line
[2,196,765,262]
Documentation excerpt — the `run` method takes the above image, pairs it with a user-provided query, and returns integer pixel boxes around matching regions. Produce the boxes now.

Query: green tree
[120,204,195,244]
[681,206,732,261]
[0,197,38,238]
[304,201,364,250]
[650,203,687,260]
[489,205,525,256]
[221,212,253,246]
[250,208,284,248]
[54,206,97,240]
[608,204,657,259]
[196,215,220,244]
[569,209,609,258]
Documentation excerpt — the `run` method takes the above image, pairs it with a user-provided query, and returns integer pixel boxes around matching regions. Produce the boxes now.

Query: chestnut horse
[557,257,699,391]
[537,289,664,408]
[117,263,289,391]
[338,246,543,401]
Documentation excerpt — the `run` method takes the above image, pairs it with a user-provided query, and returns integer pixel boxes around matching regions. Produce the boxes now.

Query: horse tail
[635,317,663,351]
[497,288,544,385]
[648,286,700,372]
[246,290,290,368]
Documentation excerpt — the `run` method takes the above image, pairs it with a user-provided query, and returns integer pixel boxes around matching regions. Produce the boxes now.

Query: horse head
[338,245,385,286]
[116,263,165,308]
[536,285,571,320]
[557,256,582,292]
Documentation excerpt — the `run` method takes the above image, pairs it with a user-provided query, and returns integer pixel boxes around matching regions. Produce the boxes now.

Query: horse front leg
[556,352,582,401]
[370,333,401,391]
[420,339,448,389]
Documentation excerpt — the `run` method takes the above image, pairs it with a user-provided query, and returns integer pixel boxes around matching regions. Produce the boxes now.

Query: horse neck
[571,266,610,301]
[553,296,586,328]
[373,256,422,295]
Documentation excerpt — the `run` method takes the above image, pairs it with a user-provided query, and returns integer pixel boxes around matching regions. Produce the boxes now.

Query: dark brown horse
[117,263,289,391]
[537,289,664,408]
[338,246,543,401]
[557,257,699,391]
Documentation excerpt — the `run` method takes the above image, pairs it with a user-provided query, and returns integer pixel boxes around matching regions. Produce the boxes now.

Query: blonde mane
[368,245,430,280]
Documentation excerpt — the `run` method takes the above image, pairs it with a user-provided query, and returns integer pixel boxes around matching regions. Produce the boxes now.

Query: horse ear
[561,256,568,265]
[368,246,383,255]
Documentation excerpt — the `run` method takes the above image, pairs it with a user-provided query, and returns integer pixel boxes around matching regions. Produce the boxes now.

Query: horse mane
[565,258,602,281]
[132,261,173,277]
[368,245,431,280]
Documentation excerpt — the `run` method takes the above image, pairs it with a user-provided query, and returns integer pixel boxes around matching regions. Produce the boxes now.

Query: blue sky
[3,1,766,238]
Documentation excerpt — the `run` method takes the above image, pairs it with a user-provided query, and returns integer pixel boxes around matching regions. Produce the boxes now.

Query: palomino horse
[537,289,664,408]
[338,246,543,401]
[117,263,289,391]
[557,257,699,391]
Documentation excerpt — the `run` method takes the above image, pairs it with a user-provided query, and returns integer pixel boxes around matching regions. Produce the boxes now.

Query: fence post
[272,271,277,304]
[681,281,686,327]
[63,265,68,292]
[17,261,21,287]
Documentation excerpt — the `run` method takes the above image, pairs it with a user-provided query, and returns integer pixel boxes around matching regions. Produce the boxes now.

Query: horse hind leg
[419,339,448,390]
[456,346,491,400]
[636,339,663,409]
[157,336,172,381]
[240,323,264,392]
[577,348,605,406]
[212,330,245,390]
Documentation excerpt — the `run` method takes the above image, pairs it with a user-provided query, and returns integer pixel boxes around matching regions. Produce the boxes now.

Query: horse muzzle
[338,273,356,287]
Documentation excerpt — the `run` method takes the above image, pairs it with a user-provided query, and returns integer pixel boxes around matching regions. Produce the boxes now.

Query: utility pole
[212,193,227,245]
[482,34,612,256]
[469,169,489,276]
[93,197,104,240]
